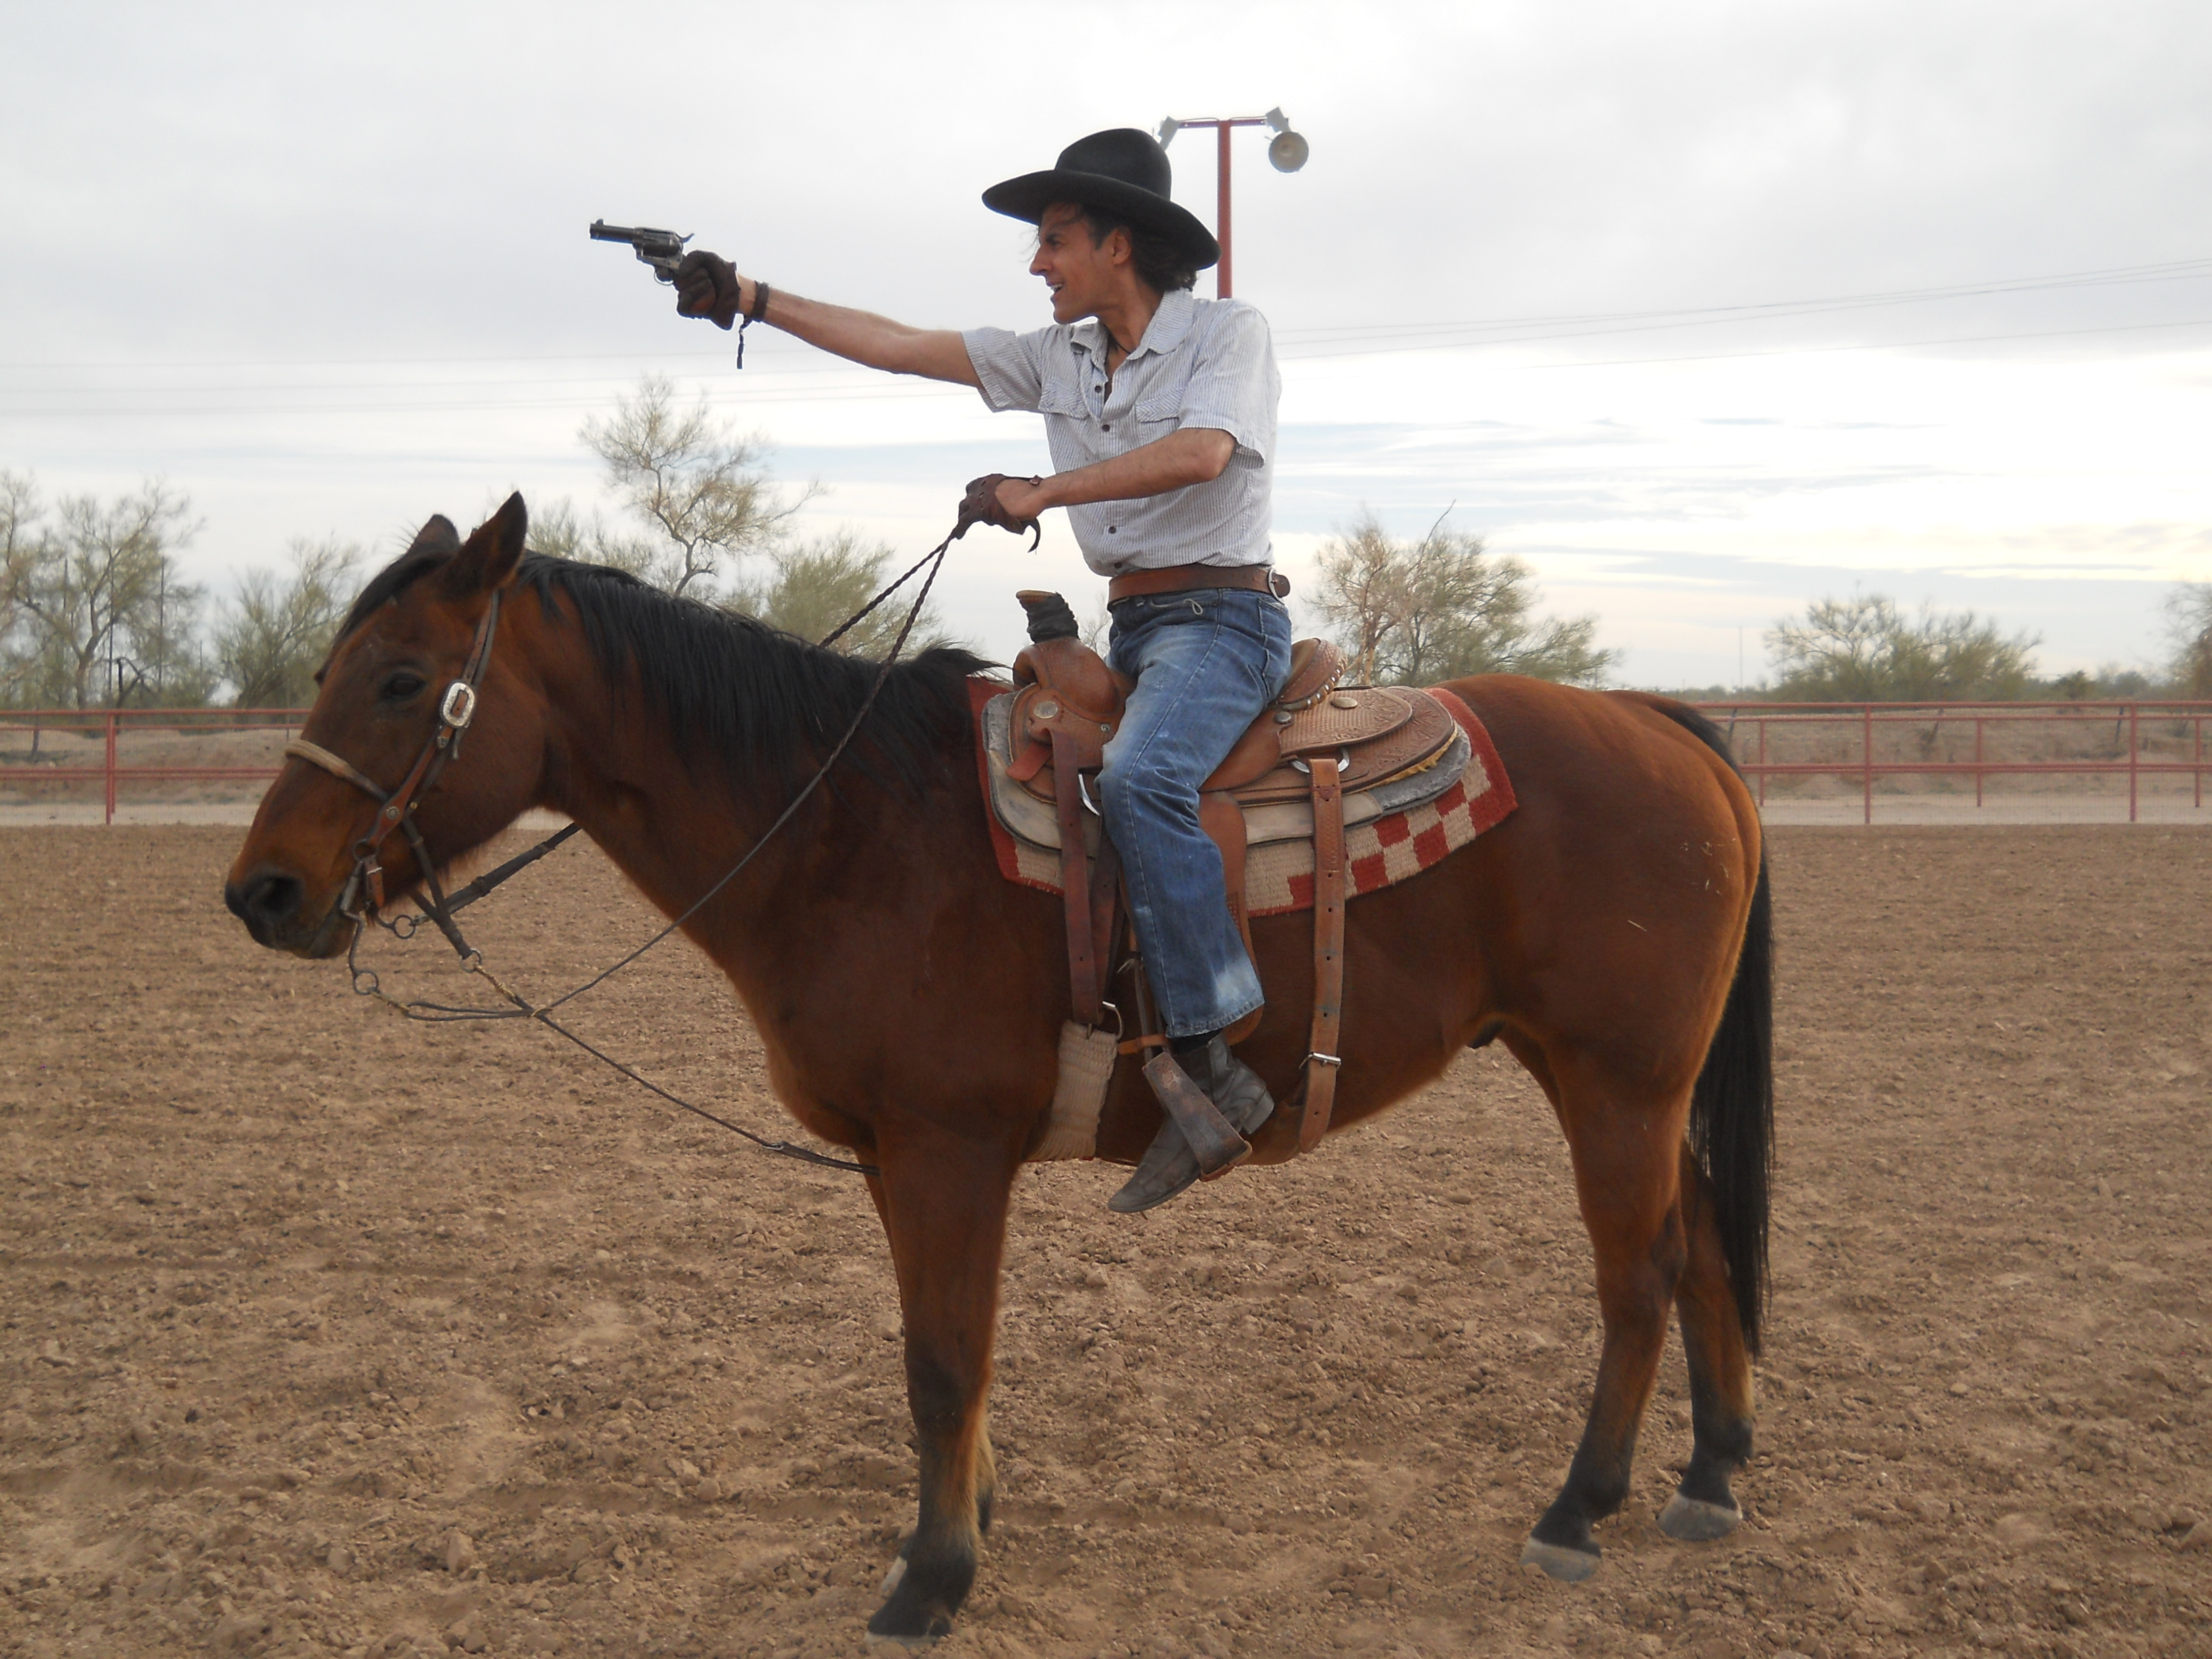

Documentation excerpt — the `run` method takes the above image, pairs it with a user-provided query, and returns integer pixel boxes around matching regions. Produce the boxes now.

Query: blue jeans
[1101,588,1293,1038]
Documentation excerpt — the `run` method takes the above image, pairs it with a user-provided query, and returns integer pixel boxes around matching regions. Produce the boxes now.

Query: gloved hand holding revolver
[673,250,748,331]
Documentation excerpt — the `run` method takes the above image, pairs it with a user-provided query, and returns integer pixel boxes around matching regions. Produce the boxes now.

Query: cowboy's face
[1031,203,1128,325]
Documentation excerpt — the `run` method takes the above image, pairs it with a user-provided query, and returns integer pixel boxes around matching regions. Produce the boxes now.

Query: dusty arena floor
[2,825,2207,1659]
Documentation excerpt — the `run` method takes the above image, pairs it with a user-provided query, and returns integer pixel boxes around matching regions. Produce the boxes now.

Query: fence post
[2196,712,2203,811]
[2129,703,2139,823]
[1757,718,1767,807]
[105,711,119,825]
[1862,704,1874,825]
[1975,715,1984,808]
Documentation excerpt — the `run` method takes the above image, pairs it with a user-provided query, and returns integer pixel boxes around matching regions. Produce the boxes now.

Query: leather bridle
[285,506,977,1179]
[283,589,502,954]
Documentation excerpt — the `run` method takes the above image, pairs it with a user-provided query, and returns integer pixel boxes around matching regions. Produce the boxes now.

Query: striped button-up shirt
[962,287,1279,577]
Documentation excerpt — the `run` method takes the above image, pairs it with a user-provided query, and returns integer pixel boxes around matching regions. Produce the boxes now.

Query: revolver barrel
[589,219,691,280]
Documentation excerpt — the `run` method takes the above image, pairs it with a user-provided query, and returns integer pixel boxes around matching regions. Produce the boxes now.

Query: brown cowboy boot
[1107,1038,1275,1214]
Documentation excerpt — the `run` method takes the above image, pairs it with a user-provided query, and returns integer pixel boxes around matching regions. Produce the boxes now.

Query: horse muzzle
[224,863,356,958]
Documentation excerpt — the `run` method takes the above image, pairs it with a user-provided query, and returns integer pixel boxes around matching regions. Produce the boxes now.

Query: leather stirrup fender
[1298,752,1348,1152]
[1049,726,1103,1026]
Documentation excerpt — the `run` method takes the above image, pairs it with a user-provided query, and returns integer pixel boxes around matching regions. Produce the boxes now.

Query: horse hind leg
[1660,1143,1756,1542]
[863,1123,1019,1642]
[1515,1055,1692,1582]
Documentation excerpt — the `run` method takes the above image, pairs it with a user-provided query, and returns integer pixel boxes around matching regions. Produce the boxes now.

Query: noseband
[283,590,501,952]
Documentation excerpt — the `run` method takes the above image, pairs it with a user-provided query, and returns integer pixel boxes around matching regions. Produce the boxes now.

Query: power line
[1273,254,2212,343]
[1285,314,2212,368]
[3,251,2207,380]
[7,315,2210,422]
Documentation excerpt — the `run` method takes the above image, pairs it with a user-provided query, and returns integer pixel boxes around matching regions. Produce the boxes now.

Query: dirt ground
[2,825,2208,1659]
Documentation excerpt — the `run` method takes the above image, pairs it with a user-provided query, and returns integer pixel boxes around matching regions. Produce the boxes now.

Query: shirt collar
[1071,287,1198,361]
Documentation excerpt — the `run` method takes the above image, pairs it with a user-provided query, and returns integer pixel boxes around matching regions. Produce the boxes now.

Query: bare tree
[0,471,44,704]
[1310,514,1404,685]
[2163,583,2212,699]
[1,476,200,708]
[112,560,213,708]
[579,376,809,599]
[1311,510,1614,687]
[216,536,363,707]
[1767,595,2037,701]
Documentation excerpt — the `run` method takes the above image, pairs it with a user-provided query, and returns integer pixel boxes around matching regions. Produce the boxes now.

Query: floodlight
[1268,128,1309,173]
[1264,107,1290,133]
[1157,117,1181,146]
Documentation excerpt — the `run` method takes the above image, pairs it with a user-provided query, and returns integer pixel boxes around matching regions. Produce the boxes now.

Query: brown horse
[225,497,1773,1642]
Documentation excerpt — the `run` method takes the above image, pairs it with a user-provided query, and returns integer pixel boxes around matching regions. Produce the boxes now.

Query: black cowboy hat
[983,127,1220,270]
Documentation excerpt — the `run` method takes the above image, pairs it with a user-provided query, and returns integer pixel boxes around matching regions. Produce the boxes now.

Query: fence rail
[1689,699,2212,823]
[5,699,2211,825]
[0,707,308,824]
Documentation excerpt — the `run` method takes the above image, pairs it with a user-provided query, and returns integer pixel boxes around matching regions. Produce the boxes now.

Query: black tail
[1646,701,1776,1354]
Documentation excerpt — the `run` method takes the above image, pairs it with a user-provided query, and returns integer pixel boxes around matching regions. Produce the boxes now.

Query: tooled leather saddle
[1003,590,1460,1153]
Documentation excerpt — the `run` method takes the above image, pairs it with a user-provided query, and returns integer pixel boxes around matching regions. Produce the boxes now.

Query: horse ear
[406,514,463,560]
[445,493,529,596]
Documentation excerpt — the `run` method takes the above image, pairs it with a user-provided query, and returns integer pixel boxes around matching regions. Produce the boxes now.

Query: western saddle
[1003,590,1458,1165]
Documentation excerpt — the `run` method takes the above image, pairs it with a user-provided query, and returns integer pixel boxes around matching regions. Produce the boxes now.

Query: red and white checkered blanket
[968,681,1517,917]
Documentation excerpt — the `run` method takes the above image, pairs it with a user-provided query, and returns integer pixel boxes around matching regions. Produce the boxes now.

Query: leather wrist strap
[735,280,772,369]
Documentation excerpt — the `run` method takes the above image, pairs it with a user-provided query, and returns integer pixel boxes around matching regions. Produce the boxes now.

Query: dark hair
[1077,206,1200,294]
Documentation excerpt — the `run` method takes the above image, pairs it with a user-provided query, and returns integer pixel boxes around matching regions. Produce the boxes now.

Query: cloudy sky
[7,0,2210,684]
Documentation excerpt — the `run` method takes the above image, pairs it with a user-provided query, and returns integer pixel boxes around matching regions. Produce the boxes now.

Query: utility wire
[5,316,2211,420]
[3,250,2207,379]
[3,255,2210,419]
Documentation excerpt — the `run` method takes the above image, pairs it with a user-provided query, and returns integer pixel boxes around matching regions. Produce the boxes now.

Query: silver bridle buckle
[439,681,478,730]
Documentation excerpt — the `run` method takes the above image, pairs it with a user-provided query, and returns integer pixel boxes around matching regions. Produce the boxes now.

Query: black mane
[515,553,992,794]
[334,539,453,644]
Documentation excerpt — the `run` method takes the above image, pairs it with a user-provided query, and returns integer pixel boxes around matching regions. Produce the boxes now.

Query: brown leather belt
[1107,563,1284,605]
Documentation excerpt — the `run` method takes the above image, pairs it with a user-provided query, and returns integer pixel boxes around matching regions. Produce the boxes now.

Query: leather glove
[956,474,1044,550]
[674,250,742,330]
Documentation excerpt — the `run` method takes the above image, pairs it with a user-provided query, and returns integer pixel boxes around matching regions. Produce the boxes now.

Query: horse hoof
[865,1590,952,1647]
[1519,1536,1602,1582]
[1658,1494,1742,1542]
[864,1631,943,1653]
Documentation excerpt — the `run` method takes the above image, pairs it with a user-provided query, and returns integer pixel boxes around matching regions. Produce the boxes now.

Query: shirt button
[1107,526,1118,535]
[1101,424,1111,432]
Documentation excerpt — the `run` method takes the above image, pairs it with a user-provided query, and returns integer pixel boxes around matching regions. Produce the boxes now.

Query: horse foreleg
[863,1122,1019,1643]
[1515,1050,1691,1582]
[1660,1142,1755,1542]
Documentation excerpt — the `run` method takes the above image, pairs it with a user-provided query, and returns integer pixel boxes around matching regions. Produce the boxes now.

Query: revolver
[589,219,691,282]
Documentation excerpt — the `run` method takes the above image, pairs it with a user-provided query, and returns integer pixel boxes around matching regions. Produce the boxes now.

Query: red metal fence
[0,707,308,824]
[1691,699,2212,823]
[5,699,2210,826]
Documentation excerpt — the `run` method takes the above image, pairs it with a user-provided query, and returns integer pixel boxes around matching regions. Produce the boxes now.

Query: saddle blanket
[968,678,1517,918]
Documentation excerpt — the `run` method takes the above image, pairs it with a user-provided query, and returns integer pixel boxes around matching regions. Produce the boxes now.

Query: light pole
[1156,108,1308,300]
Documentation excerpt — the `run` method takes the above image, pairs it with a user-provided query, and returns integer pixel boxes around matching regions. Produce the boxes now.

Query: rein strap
[326,523,968,1180]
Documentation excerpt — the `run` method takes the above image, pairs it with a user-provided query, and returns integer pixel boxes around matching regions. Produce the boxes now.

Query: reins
[293,522,967,1179]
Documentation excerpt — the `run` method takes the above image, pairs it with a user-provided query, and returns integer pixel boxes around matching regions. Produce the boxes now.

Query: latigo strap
[1298,753,1348,1151]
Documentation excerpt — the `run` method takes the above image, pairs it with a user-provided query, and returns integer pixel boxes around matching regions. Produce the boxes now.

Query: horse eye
[382,671,426,702]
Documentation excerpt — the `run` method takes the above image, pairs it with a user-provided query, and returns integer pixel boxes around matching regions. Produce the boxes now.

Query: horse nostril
[226,869,304,935]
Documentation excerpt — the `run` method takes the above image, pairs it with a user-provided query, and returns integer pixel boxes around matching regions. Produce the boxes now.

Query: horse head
[224,493,542,957]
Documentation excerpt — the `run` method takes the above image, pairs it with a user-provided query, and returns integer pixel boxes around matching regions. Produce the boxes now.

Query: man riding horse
[674,127,1288,1213]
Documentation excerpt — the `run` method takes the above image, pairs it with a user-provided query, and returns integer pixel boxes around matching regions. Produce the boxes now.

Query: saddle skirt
[970,678,1516,918]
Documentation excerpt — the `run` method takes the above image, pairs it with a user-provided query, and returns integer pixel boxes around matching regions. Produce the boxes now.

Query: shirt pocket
[1037,356,1090,419]
[1132,354,1198,430]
